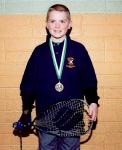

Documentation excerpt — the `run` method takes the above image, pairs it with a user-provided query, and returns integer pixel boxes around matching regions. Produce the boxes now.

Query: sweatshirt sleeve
[20,48,38,111]
[80,45,100,105]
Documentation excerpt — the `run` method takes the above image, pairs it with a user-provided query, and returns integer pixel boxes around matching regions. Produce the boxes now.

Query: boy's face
[46,10,71,42]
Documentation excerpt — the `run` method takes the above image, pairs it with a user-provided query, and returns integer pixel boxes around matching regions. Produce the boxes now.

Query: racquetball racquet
[34,99,93,137]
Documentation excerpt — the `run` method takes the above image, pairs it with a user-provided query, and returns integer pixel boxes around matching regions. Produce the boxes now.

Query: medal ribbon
[49,37,67,81]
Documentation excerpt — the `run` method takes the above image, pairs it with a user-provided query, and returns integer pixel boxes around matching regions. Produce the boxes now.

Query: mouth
[53,30,62,33]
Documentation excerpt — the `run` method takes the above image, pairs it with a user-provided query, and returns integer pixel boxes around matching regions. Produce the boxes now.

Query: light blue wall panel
[0,0,122,14]
[0,0,5,14]
[106,1,122,12]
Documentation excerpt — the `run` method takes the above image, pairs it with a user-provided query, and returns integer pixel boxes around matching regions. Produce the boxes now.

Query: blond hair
[46,4,71,21]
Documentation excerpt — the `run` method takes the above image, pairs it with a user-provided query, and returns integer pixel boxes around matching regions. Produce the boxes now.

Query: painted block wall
[0,13,122,150]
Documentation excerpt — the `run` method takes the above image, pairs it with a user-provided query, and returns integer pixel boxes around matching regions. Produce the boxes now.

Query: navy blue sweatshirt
[20,36,99,116]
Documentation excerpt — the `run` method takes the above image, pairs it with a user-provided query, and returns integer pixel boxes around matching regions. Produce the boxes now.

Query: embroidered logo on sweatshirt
[66,57,76,68]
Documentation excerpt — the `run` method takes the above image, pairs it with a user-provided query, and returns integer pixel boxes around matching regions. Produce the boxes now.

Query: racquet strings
[35,99,92,136]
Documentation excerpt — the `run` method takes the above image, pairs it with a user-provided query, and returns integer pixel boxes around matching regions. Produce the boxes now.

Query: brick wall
[0,14,122,150]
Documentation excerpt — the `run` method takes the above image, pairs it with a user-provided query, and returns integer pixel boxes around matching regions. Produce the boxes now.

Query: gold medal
[55,82,64,92]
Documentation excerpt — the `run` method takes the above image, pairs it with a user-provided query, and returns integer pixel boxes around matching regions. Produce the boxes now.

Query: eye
[51,20,55,23]
[48,20,55,23]
[60,20,66,23]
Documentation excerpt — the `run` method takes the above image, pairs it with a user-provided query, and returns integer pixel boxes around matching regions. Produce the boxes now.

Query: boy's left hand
[89,103,98,121]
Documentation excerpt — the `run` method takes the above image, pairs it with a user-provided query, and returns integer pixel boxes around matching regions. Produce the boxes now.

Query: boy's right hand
[13,113,32,137]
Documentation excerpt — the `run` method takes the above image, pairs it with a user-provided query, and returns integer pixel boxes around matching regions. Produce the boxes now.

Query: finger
[90,114,97,121]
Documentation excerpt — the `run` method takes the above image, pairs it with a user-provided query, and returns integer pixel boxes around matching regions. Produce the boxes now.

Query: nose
[55,22,60,28]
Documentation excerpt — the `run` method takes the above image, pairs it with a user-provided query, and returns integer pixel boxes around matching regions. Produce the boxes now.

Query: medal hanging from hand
[49,37,67,92]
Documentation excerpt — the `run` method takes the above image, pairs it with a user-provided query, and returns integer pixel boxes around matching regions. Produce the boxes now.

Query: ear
[46,23,49,30]
[68,20,72,29]
[46,20,50,29]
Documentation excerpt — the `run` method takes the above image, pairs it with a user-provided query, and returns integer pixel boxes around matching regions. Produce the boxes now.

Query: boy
[14,4,99,150]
